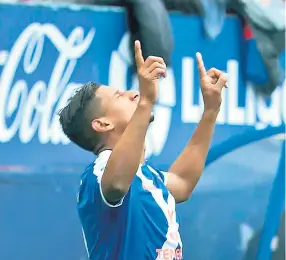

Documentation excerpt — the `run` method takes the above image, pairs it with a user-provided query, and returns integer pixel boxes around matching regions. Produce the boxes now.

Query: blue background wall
[0,3,285,260]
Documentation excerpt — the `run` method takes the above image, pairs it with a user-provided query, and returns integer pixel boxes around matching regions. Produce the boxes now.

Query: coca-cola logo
[0,23,95,144]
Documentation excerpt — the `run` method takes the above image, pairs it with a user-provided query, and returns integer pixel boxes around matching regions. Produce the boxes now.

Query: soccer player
[59,41,227,260]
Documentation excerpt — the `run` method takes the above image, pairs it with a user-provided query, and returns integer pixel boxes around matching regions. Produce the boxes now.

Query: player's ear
[91,117,114,133]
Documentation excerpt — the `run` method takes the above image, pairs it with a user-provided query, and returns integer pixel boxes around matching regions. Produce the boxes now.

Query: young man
[59,41,227,260]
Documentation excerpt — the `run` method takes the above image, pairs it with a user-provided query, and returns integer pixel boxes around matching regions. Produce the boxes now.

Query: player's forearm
[102,99,153,202]
[169,110,218,193]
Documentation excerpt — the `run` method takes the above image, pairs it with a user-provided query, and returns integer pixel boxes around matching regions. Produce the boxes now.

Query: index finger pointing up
[134,40,144,69]
[196,52,207,78]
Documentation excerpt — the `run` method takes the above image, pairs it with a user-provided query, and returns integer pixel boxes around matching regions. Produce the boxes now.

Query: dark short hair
[58,82,101,152]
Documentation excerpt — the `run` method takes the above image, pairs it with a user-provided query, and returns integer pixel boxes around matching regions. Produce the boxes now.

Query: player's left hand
[196,52,227,113]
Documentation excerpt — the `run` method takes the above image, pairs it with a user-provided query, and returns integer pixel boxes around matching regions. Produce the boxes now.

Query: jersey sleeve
[146,164,169,186]
[78,151,127,211]
[92,159,126,208]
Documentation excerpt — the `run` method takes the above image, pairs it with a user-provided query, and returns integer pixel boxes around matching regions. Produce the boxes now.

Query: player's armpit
[165,172,193,203]
[99,179,126,208]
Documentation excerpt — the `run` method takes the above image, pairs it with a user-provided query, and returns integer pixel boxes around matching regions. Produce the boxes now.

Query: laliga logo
[0,23,95,144]
[108,33,176,158]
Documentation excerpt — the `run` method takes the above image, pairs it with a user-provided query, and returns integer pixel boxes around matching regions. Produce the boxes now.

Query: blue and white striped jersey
[77,150,182,260]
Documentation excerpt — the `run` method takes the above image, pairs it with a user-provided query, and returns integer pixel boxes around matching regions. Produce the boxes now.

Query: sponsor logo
[156,248,183,260]
[0,23,95,144]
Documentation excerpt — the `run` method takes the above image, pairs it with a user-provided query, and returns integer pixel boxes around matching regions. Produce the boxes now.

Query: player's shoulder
[143,162,167,185]
[80,150,112,182]
[78,150,112,198]
[93,150,112,177]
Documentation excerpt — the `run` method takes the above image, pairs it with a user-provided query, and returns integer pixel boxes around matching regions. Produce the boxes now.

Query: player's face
[96,86,154,133]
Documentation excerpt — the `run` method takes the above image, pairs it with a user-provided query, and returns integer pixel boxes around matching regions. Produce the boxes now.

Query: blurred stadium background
[0,0,285,259]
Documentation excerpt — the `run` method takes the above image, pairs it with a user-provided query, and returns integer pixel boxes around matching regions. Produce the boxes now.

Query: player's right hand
[134,40,167,105]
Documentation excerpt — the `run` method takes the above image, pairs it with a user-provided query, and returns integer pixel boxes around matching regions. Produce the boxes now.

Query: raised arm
[166,53,228,203]
[101,41,167,203]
